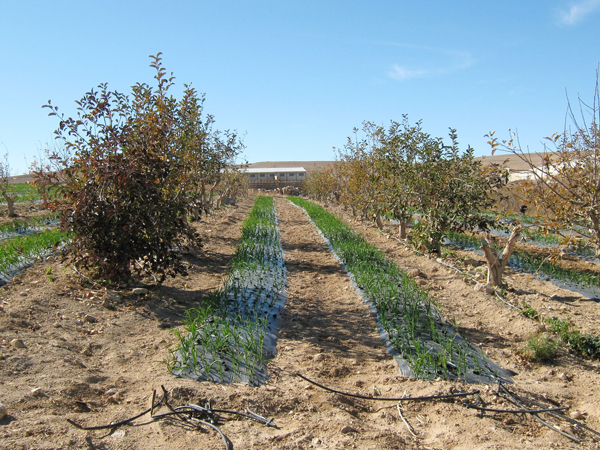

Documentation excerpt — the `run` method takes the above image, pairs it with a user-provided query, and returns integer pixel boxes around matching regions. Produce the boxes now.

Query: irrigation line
[494,292,523,312]
[297,372,479,402]
[463,403,568,414]
[158,386,231,450]
[380,230,424,257]
[157,390,278,441]
[67,388,168,430]
[160,387,232,449]
[171,406,232,450]
[164,405,278,428]
[245,408,277,427]
[498,383,581,443]
[66,407,153,431]
[504,389,600,439]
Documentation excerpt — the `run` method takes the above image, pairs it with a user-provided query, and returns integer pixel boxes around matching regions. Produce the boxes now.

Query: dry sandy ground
[0,196,599,449]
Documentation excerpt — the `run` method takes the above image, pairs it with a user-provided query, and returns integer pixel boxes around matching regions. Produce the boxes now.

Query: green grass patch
[510,251,600,289]
[1,183,43,203]
[521,303,539,319]
[523,333,559,363]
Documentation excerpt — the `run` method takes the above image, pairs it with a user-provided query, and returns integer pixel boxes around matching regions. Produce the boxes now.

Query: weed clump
[546,317,600,359]
[523,333,559,363]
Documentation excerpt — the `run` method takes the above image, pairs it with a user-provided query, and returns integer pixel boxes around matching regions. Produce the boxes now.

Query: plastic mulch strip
[0,229,67,286]
[171,196,287,386]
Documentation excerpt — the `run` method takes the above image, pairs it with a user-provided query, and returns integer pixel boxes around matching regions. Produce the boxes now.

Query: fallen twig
[297,372,479,402]
[66,386,278,449]
[397,393,418,438]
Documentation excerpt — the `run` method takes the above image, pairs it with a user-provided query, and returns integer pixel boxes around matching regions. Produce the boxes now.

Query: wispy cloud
[387,48,475,81]
[557,0,600,25]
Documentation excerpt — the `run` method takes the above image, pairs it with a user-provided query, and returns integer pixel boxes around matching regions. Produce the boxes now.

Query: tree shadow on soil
[286,261,341,276]
[457,326,511,349]
[183,246,236,276]
[279,295,391,363]
[281,241,332,254]
[123,245,237,329]
[548,294,587,304]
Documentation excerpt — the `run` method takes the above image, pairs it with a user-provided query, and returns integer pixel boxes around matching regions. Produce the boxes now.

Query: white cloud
[387,49,475,81]
[558,0,600,25]
[388,65,430,80]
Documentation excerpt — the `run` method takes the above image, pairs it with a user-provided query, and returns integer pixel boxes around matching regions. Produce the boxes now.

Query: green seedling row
[0,214,60,242]
[0,229,67,280]
[170,196,286,385]
[289,197,508,383]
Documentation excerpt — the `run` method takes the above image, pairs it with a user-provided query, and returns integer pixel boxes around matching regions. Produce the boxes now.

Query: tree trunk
[360,207,368,221]
[200,184,207,218]
[208,181,220,209]
[430,239,441,256]
[190,203,200,221]
[590,211,600,258]
[481,226,521,287]
[6,198,16,217]
[2,192,16,217]
[399,221,409,239]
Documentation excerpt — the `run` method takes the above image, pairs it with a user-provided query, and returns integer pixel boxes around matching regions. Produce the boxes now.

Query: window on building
[260,174,265,178]
[250,174,256,178]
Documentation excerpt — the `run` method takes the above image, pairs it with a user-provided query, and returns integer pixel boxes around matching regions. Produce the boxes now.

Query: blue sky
[1,1,599,175]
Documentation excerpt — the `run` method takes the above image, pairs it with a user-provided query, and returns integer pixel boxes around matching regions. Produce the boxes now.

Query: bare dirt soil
[1,197,599,449]
[0,203,51,226]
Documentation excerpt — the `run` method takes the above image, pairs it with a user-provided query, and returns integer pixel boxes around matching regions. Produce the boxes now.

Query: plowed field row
[0,196,598,449]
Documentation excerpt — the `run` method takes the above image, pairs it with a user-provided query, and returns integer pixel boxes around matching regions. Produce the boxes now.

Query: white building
[242,167,306,186]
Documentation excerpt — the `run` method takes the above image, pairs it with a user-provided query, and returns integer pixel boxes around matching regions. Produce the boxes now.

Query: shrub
[34,54,202,282]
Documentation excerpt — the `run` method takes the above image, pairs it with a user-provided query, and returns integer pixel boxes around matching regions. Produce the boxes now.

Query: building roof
[242,167,306,174]
[247,161,333,172]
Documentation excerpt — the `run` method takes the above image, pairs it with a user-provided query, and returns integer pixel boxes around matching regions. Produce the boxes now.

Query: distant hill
[248,154,547,173]
[6,174,35,185]
[8,155,545,185]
